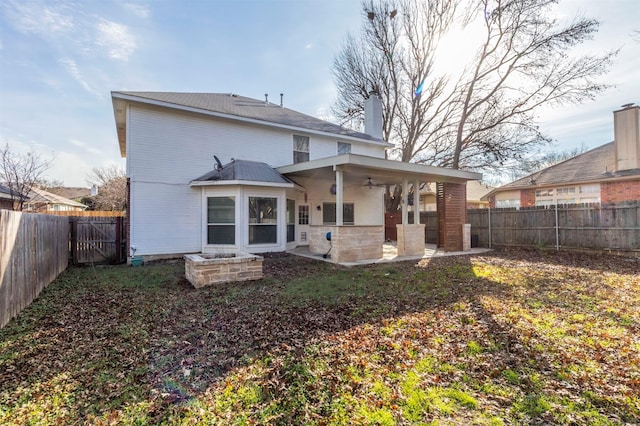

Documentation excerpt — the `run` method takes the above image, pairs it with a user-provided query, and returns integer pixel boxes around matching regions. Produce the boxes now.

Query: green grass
[1,249,639,425]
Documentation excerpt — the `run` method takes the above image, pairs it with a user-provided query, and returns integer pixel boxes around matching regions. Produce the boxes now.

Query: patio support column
[335,168,344,226]
[413,179,420,224]
[402,178,409,225]
[436,182,467,252]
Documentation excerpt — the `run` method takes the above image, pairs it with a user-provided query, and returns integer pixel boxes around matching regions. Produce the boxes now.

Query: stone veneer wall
[184,253,263,288]
[310,226,384,263]
[397,224,426,256]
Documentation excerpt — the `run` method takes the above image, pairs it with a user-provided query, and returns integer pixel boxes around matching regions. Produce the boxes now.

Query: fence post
[488,207,492,249]
[554,203,559,251]
[115,216,123,263]
[69,217,78,265]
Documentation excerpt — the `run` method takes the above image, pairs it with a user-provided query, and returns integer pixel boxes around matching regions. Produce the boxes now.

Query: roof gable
[112,92,390,157]
[499,142,619,190]
[27,187,87,208]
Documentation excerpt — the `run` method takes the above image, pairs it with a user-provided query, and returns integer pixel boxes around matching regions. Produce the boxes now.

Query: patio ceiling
[276,154,482,187]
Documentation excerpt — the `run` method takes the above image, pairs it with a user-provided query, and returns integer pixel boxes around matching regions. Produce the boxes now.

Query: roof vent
[621,103,635,109]
[264,93,268,105]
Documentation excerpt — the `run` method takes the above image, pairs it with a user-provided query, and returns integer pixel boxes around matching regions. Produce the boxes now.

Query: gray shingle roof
[27,187,87,208]
[113,92,383,142]
[193,159,293,185]
[498,142,630,190]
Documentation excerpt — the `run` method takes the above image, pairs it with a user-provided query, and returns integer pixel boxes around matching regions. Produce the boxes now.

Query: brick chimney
[364,91,383,140]
[614,103,640,171]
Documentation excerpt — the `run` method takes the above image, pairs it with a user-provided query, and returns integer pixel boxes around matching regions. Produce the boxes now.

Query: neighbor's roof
[191,159,294,187]
[112,92,391,157]
[0,184,13,200]
[420,180,493,202]
[47,187,91,200]
[27,187,87,208]
[0,184,28,200]
[485,142,640,198]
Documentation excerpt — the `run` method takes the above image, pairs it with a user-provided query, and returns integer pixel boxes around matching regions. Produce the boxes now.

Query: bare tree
[332,0,616,211]
[492,143,589,184]
[86,165,126,211]
[33,177,65,190]
[0,142,51,211]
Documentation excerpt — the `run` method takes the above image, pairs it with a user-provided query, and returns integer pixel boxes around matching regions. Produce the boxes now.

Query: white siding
[130,181,201,256]
[127,104,386,256]
[310,138,386,160]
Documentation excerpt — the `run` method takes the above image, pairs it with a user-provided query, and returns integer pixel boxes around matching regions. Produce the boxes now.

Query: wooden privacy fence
[69,216,126,264]
[386,202,639,253]
[0,210,69,328]
[46,210,126,217]
[468,202,640,252]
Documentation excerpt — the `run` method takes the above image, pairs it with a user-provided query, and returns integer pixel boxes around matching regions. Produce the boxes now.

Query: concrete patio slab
[287,243,492,266]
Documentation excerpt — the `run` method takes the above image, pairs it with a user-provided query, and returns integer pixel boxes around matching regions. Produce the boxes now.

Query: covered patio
[277,154,482,264]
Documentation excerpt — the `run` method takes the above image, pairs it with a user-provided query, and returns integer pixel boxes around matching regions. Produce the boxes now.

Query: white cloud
[96,19,136,61]
[305,43,313,50]
[3,0,73,36]
[48,150,94,187]
[69,138,103,156]
[59,58,102,98]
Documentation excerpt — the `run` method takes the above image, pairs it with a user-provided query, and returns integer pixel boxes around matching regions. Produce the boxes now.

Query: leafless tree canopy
[0,143,51,211]
[87,165,126,211]
[332,0,616,210]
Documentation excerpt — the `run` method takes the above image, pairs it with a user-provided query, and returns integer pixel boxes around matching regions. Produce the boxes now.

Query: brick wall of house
[601,179,640,204]
[520,189,536,207]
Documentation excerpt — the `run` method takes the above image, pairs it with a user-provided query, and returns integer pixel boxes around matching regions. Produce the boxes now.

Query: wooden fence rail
[44,210,126,217]
[468,202,640,252]
[0,210,69,328]
[386,202,639,253]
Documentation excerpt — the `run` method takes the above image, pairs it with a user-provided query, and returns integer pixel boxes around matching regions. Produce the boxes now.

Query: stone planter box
[184,253,264,288]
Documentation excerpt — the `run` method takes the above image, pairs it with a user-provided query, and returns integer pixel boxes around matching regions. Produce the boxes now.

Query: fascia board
[189,180,294,188]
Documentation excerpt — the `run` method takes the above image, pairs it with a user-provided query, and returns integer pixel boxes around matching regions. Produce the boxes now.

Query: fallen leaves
[0,249,639,424]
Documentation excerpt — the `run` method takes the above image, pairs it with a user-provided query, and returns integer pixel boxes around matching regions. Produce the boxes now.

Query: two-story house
[111,92,481,264]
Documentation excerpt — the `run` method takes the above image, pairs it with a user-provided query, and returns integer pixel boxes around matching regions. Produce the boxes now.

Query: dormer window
[293,135,309,163]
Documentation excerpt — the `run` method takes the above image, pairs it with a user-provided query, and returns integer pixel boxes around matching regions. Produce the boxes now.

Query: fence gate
[69,217,126,264]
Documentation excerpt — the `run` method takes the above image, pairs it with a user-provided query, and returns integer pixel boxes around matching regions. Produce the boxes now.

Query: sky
[0,0,638,187]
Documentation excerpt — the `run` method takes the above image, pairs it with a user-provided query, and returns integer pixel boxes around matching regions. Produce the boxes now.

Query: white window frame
[203,189,240,250]
[293,134,309,163]
[248,196,278,245]
[495,199,520,208]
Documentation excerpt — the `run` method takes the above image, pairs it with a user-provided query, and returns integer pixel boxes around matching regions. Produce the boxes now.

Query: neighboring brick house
[485,104,640,208]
